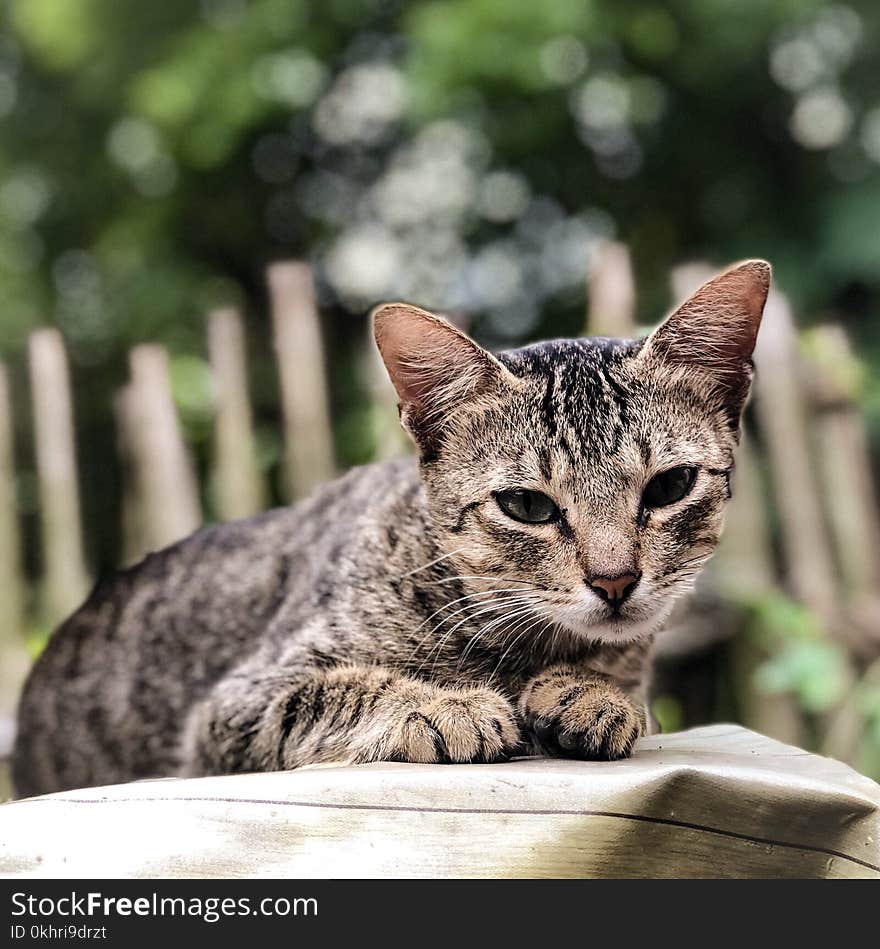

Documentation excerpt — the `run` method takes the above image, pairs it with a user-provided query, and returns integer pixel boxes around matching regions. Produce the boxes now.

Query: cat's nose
[586,572,641,607]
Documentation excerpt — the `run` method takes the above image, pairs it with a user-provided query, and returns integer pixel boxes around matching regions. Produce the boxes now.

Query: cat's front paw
[520,673,644,761]
[386,687,522,764]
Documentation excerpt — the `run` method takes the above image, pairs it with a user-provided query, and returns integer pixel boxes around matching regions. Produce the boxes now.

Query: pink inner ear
[651,260,771,372]
[373,302,507,422]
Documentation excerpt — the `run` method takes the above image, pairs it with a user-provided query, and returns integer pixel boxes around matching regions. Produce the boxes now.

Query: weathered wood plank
[2,726,876,879]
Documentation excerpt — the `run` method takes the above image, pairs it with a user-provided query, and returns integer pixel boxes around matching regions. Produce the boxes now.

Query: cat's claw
[382,687,523,765]
[520,675,645,762]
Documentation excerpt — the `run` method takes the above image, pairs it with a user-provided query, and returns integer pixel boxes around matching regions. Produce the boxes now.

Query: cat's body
[14,454,650,795]
[13,261,770,797]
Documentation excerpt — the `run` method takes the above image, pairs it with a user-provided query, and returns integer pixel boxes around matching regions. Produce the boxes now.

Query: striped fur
[13,261,769,795]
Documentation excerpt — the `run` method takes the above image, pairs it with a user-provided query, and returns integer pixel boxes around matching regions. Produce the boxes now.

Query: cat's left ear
[373,302,518,456]
[641,259,771,424]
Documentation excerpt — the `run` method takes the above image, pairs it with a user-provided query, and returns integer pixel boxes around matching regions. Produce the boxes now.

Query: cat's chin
[551,602,671,644]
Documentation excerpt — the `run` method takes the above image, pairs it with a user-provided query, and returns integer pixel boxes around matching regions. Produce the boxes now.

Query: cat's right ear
[372,302,514,455]
[640,259,771,426]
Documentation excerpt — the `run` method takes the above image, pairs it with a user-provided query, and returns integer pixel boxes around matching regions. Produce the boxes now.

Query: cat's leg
[517,664,647,761]
[180,664,523,775]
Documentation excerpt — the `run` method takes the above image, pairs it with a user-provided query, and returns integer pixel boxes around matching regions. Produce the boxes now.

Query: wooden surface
[1,725,878,879]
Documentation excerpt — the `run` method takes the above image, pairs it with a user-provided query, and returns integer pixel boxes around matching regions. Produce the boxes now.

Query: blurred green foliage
[1,0,880,768]
[750,591,850,712]
[2,2,879,362]
[3,0,875,567]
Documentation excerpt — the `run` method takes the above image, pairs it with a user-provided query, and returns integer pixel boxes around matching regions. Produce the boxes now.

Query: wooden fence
[0,246,878,769]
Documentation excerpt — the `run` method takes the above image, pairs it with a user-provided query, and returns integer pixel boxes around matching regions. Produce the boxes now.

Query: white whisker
[400,547,467,579]
[409,588,538,643]
[424,575,543,589]
[413,595,538,675]
[487,611,553,685]
[403,592,535,669]
[459,601,540,663]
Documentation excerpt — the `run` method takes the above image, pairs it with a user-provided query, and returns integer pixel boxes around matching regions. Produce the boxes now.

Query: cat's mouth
[548,594,669,643]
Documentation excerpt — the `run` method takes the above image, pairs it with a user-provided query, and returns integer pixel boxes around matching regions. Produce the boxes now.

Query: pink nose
[587,573,640,606]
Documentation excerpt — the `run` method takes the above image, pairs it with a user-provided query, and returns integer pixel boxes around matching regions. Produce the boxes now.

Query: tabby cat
[13,260,770,796]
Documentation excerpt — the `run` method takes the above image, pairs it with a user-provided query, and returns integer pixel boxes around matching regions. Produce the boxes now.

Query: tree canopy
[1,0,878,503]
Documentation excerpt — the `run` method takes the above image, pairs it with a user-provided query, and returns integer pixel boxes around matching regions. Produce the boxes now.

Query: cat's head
[374,260,770,644]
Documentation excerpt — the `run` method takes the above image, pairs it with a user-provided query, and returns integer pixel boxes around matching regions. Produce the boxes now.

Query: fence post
[670,263,805,744]
[806,324,880,602]
[715,435,775,594]
[0,362,28,739]
[207,307,265,520]
[722,430,809,745]
[28,329,90,623]
[0,363,24,640]
[126,345,202,551]
[363,322,408,460]
[670,264,776,594]
[267,262,335,501]
[112,386,148,566]
[586,241,636,338]
[752,291,837,615]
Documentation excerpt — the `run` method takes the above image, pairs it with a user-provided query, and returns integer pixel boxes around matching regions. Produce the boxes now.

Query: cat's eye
[495,489,560,524]
[642,466,698,508]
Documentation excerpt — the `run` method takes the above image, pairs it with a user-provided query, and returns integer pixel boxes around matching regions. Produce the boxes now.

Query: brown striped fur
[13,261,769,795]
